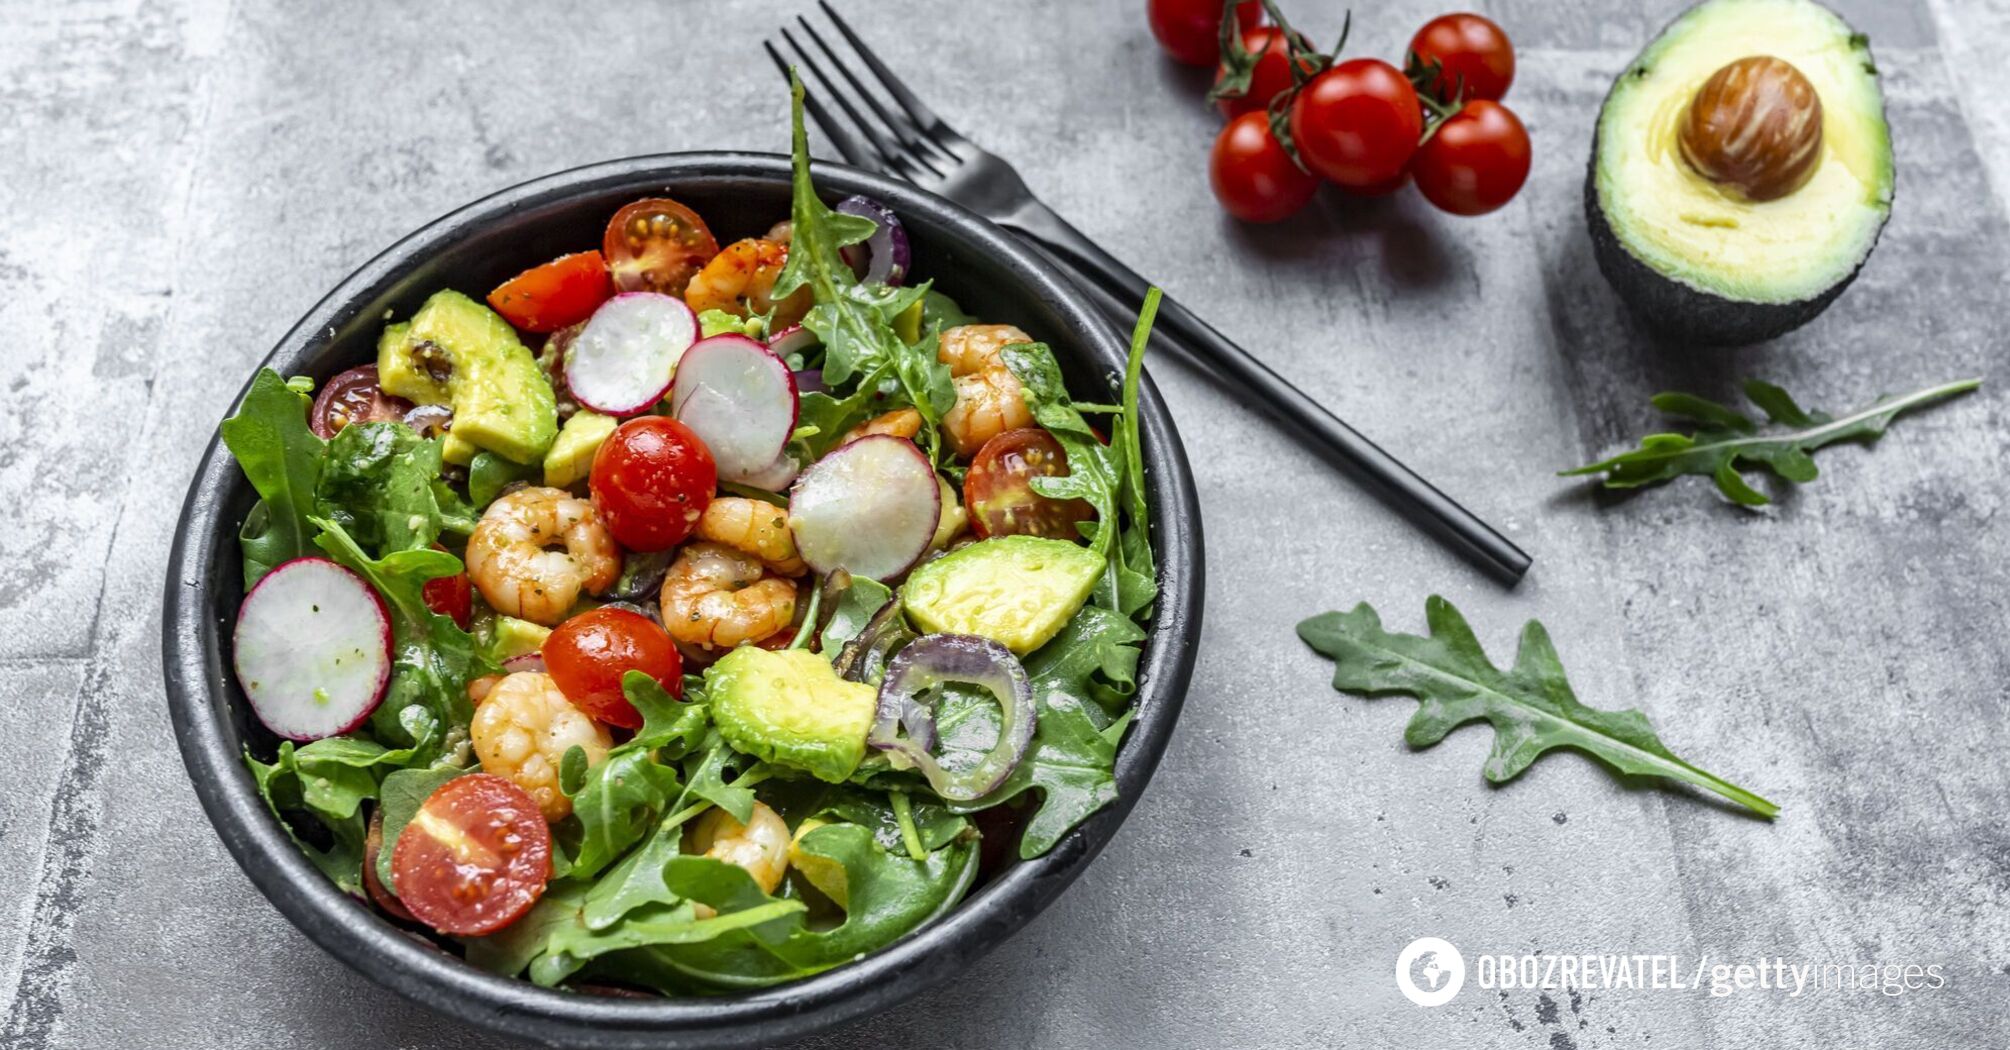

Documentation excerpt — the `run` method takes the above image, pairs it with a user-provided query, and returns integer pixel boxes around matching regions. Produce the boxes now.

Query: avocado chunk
[486,615,551,663]
[543,411,616,489]
[902,536,1102,655]
[1586,0,1892,345]
[378,291,558,464]
[707,648,878,784]
[787,819,849,907]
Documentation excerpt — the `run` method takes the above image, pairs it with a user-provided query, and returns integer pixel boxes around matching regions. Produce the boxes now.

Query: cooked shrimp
[839,407,922,447]
[943,367,1034,458]
[938,324,1033,377]
[695,497,806,576]
[466,673,504,706]
[470,672,612,822]
[683,238,811,328]
[685,802,789,894]
[659,542,798,651]
[465,487,620,626]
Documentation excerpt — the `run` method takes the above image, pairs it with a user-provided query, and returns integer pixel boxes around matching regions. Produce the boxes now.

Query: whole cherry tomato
[1412,100,1531,216]
[603,198,719,298]
[487,251,613,334]
[589,416,717,552]
[391,774,551,936]
[1288,59,1424,191]
[965,428,1099,540]
[1408,13,1515,103]
[1209,111,1321,223]
[544,607,683,730]
[1212,26,1316,120]
[1148,0,1261,67]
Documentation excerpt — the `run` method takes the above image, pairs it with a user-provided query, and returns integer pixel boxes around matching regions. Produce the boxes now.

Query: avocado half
[1586,0,1894,346]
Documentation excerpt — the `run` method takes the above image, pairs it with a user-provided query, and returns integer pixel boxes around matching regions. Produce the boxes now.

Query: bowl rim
[162,150,1203,1048]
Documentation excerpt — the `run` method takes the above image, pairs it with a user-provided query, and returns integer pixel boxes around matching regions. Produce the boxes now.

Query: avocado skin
[1583,145,1880,347]
[1582,1,1894,348]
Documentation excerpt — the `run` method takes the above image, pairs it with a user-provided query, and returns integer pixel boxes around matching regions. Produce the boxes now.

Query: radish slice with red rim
[867,633,1035,801]
[502,652,547,674]
[669,334,799,483]
[565,293,696,416]
[738,451,802,492]
[232,557,393,741]
[765,324,820,364]
[788,435,940,581]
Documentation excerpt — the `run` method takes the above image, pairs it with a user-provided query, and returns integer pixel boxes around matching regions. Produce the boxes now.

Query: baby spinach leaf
[221,369,327,587]
[315,421,446,555]
[1562,377,1981,506]
[818,577,894,658]
[816,788,969,855]
[947,690,1124,858]
[1297,596,1778,818]
[773,70,954,458]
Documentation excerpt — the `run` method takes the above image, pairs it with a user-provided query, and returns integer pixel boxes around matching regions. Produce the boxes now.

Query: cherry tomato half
[1412,100,1531,216]
[966,428,1098,540]
[1288,59,1424,191]
[590,416,717,552]
[1148,0,1261,67]
[1213,26,1316,120]
[309,365,415,440]
[421,571,473,630]
[1209,111,1321,224]
[545,607,682,729]
[487,251,614,334]
[1408,13,1515,103]
[603,198,719,298]
[390,773,552,936]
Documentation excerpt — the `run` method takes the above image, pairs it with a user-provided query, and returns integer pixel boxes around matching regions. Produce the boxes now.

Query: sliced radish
[766,324,820,362]
[233,557,393,741]
[669,334,799,483]
[739,452,802,492]
[566,293,696,416]
[502,653,547,674]
[789,435,941,581]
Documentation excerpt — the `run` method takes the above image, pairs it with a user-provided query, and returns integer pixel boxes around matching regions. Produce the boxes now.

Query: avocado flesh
[378,291,558,465]
[1589,0,1892,343]
[708,648,878,784]
[903,536,1103,655]
[543,411,615,488]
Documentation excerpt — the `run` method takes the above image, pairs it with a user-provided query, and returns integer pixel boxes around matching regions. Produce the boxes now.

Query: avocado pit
[1678,55,1824,202]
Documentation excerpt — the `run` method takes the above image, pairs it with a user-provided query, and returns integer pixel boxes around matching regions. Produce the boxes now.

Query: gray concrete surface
[3,0,2006,1046]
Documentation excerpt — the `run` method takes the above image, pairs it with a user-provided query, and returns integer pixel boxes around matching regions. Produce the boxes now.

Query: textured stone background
[3,0,2006,1047]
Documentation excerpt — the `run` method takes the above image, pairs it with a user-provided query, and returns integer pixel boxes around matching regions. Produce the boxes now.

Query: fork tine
[817,0,969,152]
[794,14,957,171]
[763,39,874,171]
[777,26,936,180]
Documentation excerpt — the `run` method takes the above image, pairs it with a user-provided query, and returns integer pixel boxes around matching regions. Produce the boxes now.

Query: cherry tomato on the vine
[965,428,1099,540]
[590,416,717,552]
[544,607,683,730]
[1407,13,1515,103]
[1213,26,1316,120]
[1288,59,1424,190]
[602,198,719,298]
[487,251,613,334]
[1148,0,1262,67]
[391,773,551,936]
[1210,111,1321,223]
[1412,99,1531,216]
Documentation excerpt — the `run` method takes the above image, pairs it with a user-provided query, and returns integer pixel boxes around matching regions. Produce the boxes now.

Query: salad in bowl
[215,84,1162,995]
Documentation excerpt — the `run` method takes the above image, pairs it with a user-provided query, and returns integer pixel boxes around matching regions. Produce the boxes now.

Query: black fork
[766,3,1532,585]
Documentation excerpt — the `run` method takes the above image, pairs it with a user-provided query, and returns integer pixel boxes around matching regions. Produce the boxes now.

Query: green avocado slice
[902,536,1102,656]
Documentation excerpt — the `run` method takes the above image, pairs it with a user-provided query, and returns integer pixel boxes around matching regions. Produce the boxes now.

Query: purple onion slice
[868,634,1035,802]
[835,196,910,286]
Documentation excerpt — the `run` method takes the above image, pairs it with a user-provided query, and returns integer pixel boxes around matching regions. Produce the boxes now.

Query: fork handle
[997,199,1532,585]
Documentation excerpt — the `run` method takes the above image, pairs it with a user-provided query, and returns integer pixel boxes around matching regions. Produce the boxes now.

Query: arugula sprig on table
[1563,378,1981,506]
[1299,597,1777,818]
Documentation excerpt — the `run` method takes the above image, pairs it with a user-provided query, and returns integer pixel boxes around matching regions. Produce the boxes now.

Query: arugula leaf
[1562,377,1981,506]
[562,675,711,880]
[315,421,446,555]
[772,70,954,459]
[818,576,894,657]
[246,742,368,892]
[220,369,327,587]
[373,764,467,891]
[1297,596,1778,818]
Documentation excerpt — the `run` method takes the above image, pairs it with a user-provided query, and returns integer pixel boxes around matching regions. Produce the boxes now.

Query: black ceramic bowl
[163,153,1202,1048]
